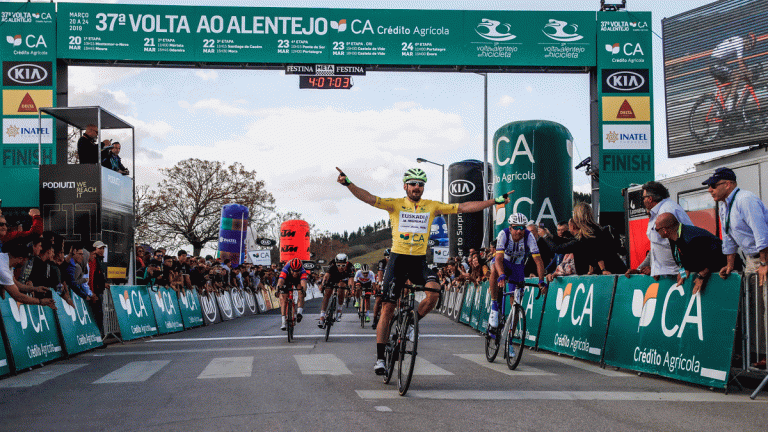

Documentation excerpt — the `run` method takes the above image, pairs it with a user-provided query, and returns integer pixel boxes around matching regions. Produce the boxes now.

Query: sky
[43,0,726,243]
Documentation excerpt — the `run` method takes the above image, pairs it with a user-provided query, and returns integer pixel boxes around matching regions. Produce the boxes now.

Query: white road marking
[413,357,453,375]
[531,353,632,377]
[294,354,352,375]
[0,364,88,388]
[92,345,313,356]
[146,334,476,342]
[375,406,392,412]
[454,354,555,376]
[355,390,765,402]
[198,356,253,379]
[93,360,170,384]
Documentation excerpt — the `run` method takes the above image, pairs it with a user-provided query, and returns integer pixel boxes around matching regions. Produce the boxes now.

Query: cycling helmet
[361,264,369,272]
[507,212,529,225]
[335,253,348,263]
[354,263,361,270]
[384,248,391,257]
[288,258,303,271]
[403,168,428,183]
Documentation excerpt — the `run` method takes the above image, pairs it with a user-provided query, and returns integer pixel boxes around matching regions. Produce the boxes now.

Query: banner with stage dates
[537,275,615,363]
[110,286,158,340]
[53,291,103,355]
[0,295,63,371]
[604,275,740,388]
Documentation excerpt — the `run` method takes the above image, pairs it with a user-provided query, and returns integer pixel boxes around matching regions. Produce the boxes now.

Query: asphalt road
[1,298,767,432]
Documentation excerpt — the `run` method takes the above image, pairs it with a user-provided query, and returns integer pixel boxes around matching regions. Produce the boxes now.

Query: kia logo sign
[601,69,649,93]
[302,261,317,270]
[3,61,52,87]
[256,238,275,247]
[449,180,476,197]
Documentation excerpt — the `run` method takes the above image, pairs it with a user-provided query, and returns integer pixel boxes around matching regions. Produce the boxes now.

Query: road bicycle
[280,286,298,343]
[358,286,373,328]
[382,283,442,396]
[321,284,349,342]
[689,63,767,143]
[485,281,542,370]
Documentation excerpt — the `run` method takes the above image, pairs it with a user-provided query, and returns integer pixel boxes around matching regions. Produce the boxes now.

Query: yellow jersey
[373,197,458,256]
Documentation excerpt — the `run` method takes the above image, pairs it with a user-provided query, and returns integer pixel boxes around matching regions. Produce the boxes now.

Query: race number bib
[399,212,429,233]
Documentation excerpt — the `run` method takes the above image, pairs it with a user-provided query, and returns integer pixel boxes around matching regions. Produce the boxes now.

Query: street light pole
[416,157,445,202]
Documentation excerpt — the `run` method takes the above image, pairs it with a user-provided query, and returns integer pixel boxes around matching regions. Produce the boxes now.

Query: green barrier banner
[178,288,204,329]
[148,286,184,334]
[54,292,102,355]
[0,295,62,371]
[111,286,158,341]
[537,275,615,363]
[478,282,491,333]
[459,283,474,325]
[604,275,740,388]
[469,283,483,330]
[509,278,548,347]
[0,330,8,376]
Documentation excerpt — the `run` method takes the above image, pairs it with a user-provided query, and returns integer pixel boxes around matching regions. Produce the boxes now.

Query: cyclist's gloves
[497,274,506,282]
[494,195,507,204]
[538,280,548,289]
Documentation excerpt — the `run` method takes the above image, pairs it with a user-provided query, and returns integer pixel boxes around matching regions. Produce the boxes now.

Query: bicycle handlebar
[401,283,443,294]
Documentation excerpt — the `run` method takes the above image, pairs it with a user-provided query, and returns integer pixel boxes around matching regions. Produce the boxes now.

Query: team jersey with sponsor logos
[495,228,539,265]
[373,197,458,256]
[354,270,376,284]
[278,263,309,285]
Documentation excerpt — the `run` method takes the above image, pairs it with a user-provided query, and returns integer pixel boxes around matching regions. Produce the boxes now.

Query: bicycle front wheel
[325,296,336,342]
[485,316,502,363]
[383,312,400,384]
[398,310,419,396]
[286,299,294,343]
[742,88,768,133]
[505,304,526,370]
[689,94,722,143]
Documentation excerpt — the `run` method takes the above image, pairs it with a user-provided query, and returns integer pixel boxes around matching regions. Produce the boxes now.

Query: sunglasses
[0,222,6,227]
[511,225,526,231]
[406,181,425,187]
[654,225,673,233]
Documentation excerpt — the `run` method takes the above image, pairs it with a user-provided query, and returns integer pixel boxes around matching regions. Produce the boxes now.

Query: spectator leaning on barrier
[655,212,726,295]
[626,181,693,279]
[1,239,56,309]
[703,167,768,287]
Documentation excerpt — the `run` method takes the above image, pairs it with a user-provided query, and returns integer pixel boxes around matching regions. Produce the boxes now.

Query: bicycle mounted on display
[689,63,767,143]
[382,282,442,396]
[485,281,542,370]
[321,284,349,342]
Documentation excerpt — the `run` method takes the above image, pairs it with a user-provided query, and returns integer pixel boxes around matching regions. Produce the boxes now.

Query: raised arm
[337,167,378,206]
[456,192,512,214]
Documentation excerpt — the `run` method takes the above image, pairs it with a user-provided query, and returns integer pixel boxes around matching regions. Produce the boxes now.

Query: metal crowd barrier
[742,272,768,398]
[102,287,123,343]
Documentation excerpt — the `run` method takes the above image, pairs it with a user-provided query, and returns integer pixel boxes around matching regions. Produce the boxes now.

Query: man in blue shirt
[703,167,768,287]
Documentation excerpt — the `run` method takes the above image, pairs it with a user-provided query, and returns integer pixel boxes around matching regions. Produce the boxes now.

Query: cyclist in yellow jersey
[336,167,511,376]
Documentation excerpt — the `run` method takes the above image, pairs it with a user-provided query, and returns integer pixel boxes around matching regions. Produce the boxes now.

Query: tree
[573,191,592,204]
[141,158,275,256]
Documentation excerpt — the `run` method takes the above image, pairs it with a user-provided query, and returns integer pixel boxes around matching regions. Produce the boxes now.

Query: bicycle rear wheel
[383,312,399,384]
[485,315,502,363]
[286,299,294,343]
[505,304,526,370]
[689,94,722,143]
[398,310,418,396]
[325,296,336,342]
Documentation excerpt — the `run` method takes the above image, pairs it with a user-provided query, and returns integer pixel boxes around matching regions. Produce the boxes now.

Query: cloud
[178,98,251,116]
[526,86,533,92]
[195,70,219,81]
[498,95,515,107]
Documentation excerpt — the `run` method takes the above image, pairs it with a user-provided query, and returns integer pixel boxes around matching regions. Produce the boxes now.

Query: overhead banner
[53,291,103,355]
[148,286,184,334]
[110,286,159,341]
[57,4,596,67]
[537,275,616,363]
[604,275,741,388]
[178,288,205,328]
[0,296,62,371]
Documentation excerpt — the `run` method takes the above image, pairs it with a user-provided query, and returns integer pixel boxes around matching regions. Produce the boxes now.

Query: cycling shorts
[380,253,438,303]
[278,279,305,293]
[500,258,526,286]
[357,281,374,296]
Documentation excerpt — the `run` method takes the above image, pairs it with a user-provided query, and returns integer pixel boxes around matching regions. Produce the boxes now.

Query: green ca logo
[631,282,703,340]
[9,298,50,333]
[555,282,593,326]
[119,290,149,318]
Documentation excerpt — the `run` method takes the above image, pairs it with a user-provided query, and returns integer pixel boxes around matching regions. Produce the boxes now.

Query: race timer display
[299,76,353,89]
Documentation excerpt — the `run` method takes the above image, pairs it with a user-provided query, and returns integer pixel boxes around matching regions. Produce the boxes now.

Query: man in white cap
[89,241,109,334]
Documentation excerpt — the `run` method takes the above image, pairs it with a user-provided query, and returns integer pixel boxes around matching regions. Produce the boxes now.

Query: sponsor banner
[2,144,54,167]
[602,123,651,150]
[459,283,474,324]
[0,3,56,60]
[0,330,8,376]
[601,68,649,93]
[2,117,53,144]
[230,288,246,317]
[285,64,366,75]
[601,96,650,122]
[469,282,484,330]
[110,286,159,341]
[148,286,184,334]
[200,291,221,325]
[2,89,53,115]
[215,290,236,320]
[107,267,127,279]
[243,288,258,315]
[604,275,740,388]
[537,275,616,363]
[248,250,271,266]
[478,281,491,333]
[433,246,449,264]
[255,289,267,312]
[178,288,204,328]
[0,295,63,371]
[509,278,548,347]
[53,291,103,355]
[446,284,465,322]
[3,61,53,86]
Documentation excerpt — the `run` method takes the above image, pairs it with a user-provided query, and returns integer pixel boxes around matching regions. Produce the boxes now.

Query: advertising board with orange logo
[2,89,52,115]
[601,96,650,121]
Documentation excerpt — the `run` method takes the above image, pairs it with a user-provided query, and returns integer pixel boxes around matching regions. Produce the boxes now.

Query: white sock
[297,307,303,315]
[320,311,326,318]
[281,316,286,324]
